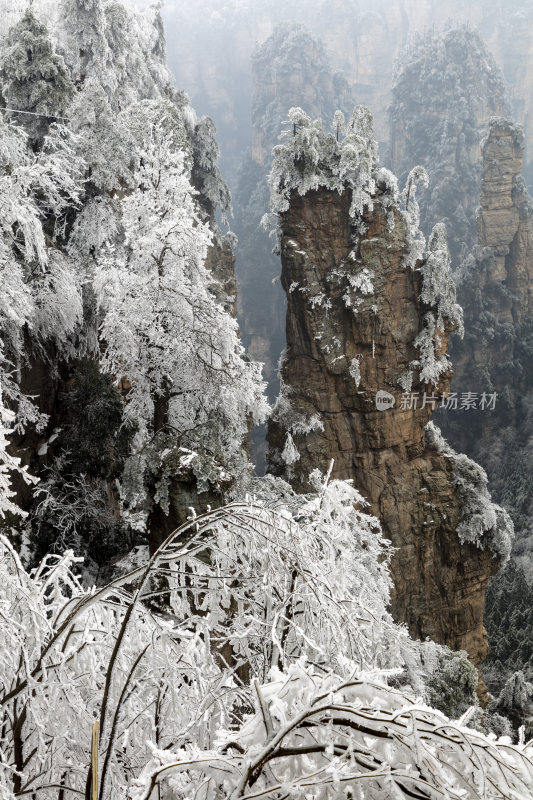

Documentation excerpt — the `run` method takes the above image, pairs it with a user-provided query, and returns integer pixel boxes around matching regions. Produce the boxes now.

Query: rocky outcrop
[389,27,508,268]
[205,236,238,317]
[435,119,533,692]
[234,25,354,396]
[266,127,512,680]
[442,120,533,573]
[475,121,532,314]
[165,0,533,182]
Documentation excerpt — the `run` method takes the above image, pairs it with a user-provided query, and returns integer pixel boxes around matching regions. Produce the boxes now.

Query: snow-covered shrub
[490,671,533,737]
[426,422,514,560]
[496,671,533,715]
[266,105,383,239]
[135,661,533,800]
[425,647,478,719]
[412,314,451,385]
[452,453,514,561]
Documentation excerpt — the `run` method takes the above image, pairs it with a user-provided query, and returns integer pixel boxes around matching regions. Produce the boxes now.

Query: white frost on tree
[401,164,429,269]
[411,223,464,386]
[426,421,514,560]
[281,432,300,465]
[0,116,83,431]
[0,385,37,518]
[266,106,382,241]
[0,9,74,146]
[419,222,464,333]
[95,121,267,516]
[0,487,531,799]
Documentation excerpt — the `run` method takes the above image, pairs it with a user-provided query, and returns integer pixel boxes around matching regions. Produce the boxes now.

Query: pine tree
[1,10,74,147]
[495,671,533,733]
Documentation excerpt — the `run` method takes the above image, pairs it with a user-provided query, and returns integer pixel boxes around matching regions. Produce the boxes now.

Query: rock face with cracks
[267,181,508,695]
[442,119,533,577]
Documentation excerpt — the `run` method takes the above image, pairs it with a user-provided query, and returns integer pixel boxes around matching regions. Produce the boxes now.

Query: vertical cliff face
[444,120,533,576]
[266,111,512,677]
[475,121,532,323]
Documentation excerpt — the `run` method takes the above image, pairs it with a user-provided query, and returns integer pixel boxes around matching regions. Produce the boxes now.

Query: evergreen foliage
[1,10,74,147]
[425,648,478,719]
[485,561,533,693]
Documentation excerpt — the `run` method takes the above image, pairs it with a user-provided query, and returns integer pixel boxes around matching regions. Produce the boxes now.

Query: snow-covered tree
[102,1,168,107]
[67,78,130,192]
[58,0,110,86]
[192,114,232,219]
[267,105,379,233]
[493,671,533,734]
[0,9,74,147]
[400,164,429,268]
[94,120,267,531]
[0,115,83,433]
[0,383,36,519]
[0,0,262,562]
[411,222,464,386]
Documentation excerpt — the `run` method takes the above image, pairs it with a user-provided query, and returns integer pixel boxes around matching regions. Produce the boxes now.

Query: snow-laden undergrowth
[0,474,529,799]
[427,422,514,561]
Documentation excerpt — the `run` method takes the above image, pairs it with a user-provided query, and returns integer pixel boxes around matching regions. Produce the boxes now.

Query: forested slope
[0,0,267,576]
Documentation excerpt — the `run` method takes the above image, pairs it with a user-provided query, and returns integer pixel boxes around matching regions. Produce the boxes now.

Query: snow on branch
[0,480,523,798]
[134,663,533,800]
[265,105,391,242]
[426,422,513,561]
[411,223,464,386]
